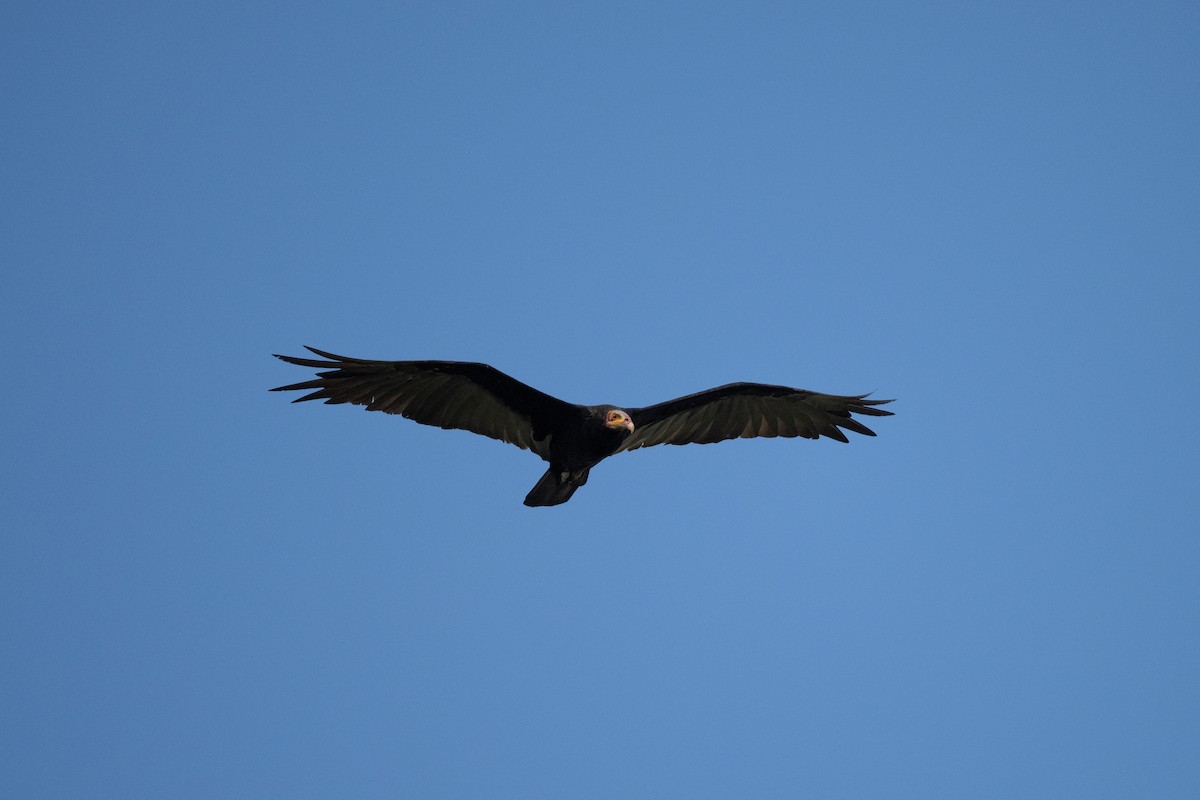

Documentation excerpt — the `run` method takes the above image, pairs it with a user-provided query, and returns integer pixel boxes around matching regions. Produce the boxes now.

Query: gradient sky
[3,2,1198,798]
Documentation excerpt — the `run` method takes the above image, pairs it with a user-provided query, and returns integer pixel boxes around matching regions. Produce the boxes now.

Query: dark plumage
[271,347,894,506]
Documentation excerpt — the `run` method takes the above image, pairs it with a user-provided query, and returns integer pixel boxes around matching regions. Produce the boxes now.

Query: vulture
[271,347,893,507]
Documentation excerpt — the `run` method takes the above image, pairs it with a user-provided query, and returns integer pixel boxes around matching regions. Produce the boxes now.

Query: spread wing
[271,347,573,456]
[618,383,893,452]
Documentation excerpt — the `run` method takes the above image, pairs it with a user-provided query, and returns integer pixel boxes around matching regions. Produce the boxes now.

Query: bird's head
[603,408,635,434]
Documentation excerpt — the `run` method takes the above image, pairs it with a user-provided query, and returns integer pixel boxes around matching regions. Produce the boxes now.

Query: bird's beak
[607,414,634,433]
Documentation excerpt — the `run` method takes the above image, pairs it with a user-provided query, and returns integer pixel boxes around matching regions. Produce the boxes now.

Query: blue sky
[3,2,1198,797]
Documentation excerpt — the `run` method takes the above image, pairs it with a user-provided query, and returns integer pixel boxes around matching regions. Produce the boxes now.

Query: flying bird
[271,347,894,506]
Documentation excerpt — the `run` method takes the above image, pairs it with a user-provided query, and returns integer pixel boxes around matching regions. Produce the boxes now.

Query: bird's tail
[524,468,589,507]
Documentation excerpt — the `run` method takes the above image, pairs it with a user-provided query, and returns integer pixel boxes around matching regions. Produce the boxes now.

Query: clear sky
[3,2,1198,798]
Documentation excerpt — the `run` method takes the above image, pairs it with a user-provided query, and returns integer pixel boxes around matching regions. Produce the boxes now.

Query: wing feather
[271,347,572,456]
[775,404,799,439]
[619,383,893,452]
